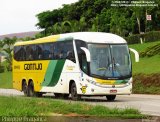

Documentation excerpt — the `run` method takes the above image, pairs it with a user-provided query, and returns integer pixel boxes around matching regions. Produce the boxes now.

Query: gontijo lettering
[24,63,42,70]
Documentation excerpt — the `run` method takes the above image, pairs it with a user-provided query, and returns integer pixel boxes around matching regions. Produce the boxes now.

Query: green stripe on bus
[42,60,65,87]
[41,60,57,86]
[115,80,128,84]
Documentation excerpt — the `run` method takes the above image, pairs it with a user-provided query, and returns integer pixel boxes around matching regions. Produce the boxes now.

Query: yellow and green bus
[13,32,132,101]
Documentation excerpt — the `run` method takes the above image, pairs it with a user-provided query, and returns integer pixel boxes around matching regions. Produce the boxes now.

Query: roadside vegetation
[129,41,160,94]
[0,71,12,89]
[0,96,144,119]
[133,74,160,94]
[129,41,160,74]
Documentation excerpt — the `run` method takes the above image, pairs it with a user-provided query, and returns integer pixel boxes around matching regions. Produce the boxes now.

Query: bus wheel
[28,82,35,97]
[106,95,116,101]
[22,81,28,96]
[70,82,81,100]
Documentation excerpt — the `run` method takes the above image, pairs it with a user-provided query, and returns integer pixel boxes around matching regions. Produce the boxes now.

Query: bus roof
[14,32,127,46]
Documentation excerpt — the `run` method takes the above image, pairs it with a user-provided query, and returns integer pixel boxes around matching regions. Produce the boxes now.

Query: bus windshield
[88,44,131,79]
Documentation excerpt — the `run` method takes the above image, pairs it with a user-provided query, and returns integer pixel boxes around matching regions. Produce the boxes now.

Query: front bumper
[78,83,132,95]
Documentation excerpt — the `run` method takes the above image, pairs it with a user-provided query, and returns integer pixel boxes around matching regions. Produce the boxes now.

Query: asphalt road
[0,88,160,116]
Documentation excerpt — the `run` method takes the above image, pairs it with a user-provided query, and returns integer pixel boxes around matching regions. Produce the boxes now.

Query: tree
[61,21,72,33]
[0,41,4,67]
[2,37,17,71]
[90,16,99,32]
[71,20,80,32]
[79,17,87,31]
[36,0,160,36]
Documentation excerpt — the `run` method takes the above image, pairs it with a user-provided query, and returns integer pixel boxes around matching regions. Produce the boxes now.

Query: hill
[0,31,40,40]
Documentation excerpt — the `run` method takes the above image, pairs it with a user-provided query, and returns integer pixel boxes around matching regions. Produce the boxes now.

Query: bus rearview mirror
[80,47,91,62]
[129,48,139,62]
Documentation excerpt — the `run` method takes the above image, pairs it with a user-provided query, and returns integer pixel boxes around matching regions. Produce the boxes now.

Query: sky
[0,0,78,35]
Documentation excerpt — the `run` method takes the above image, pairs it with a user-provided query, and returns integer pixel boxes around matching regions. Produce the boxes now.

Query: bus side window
[81,53,88,74]
[42,43,51,60]
[65,41,75,62]
[26,45,34,61]
[14,46,22,61]
[32,45,37,60]
[75,40,89,74]
[49,43,55,59]
[21,46,26,61]
[56,42,65,59]
[53,42,59,59]
[36,45,43,60]
[14,46,26,61]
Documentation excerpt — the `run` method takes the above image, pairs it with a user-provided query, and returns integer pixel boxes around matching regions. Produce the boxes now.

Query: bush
[6,65,12,71]
[124,34,141,44]
[125,31,160,44]
[143,31,160,42]
[0,66,5,73]
[140,43,160,57]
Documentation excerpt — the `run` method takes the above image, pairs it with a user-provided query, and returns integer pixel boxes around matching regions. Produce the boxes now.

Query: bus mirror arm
[80,47,91,62]
[129,48,139,62]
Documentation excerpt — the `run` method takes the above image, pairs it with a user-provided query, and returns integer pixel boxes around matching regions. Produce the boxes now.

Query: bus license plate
[110,90,117,93]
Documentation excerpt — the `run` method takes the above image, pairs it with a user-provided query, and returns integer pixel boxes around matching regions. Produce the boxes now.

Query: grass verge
[0,96,145,119]
[133,73,160,94]
[129,41,160,74]
[131,55,160,74]
[0,71,12,88]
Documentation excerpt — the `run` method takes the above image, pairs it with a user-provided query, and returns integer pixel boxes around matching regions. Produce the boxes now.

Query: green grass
[129,41,160,52]
[0,96,144,119]
[131,55,160,74]
[0,71,12,88]
[129,41,160,74]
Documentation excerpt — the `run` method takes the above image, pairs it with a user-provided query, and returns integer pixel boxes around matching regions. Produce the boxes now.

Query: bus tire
[106,95,116,101]
[70,82,81,100]
[22,81,28,96]
[28,81,35,97]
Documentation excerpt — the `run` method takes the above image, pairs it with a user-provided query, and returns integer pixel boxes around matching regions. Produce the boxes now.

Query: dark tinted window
[75,40,88,74]
[36,44,43,60]
[49,43,55,59]
[42,43,51,59]
[13,40,75,62]
[21,46,26,60]
[56,42,65,59]
[65,41,75,62]
[14,46,26,61]
[25,45,34,60]
[14,46,22,61]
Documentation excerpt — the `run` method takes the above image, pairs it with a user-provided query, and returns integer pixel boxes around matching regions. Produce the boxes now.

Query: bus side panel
[40,60,80,94]
[13,60,23,91]
[13,60,50,92]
